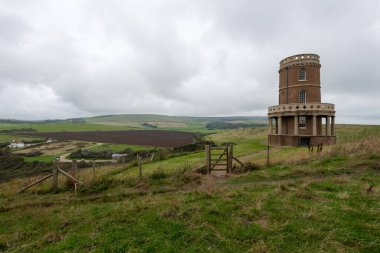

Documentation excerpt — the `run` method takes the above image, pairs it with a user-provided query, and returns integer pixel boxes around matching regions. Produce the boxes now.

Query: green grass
[23,155,56,163]
[0,134,43,143]
[87,143,153,153]
[335,124,380,144]
[85,114,266,134]
[1,156,379,252]
[1,124,380,252]
[207,127,268,156]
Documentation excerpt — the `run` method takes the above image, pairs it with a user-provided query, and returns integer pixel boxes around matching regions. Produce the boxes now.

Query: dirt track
[25,130,196,148]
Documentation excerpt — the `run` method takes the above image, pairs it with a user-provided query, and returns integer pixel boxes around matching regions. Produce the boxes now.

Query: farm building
[268,53,336,146]
[8,140,25,148]
[112,154,127,160]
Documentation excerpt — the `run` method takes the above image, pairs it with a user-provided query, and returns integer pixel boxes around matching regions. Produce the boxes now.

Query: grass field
[23,155,56,163]
[88,143,153,153]
[0,125,379,252]
[0,134,43,143]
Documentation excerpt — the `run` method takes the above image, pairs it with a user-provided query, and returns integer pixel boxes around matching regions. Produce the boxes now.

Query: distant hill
[0,118,85,124]
[84,114,267,130]
[85,114,267,124]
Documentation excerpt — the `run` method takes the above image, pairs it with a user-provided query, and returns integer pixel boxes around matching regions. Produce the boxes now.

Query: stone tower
[268,53,336,146]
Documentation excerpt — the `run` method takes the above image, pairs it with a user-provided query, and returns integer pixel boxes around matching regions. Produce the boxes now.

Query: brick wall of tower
[279,65,321,104]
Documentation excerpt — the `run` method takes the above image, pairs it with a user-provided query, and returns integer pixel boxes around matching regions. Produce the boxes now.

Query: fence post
[72,160,77,179]
[205,145,210,174]
[266,145,270,166]
[122,156,125,168]
[52,161,58,191]
[227,145,233,173]
[138,155,142,178]
[92,160,96,179]
[68,159,78,188]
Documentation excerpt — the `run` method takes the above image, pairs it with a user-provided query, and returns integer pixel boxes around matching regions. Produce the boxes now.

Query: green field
[0,124,379,252]
[85,114,267,133]
[23,155,57,163]
[0,134,43,143]
[87,143,154,153]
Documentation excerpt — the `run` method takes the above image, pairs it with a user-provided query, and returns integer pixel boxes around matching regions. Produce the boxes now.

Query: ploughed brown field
[26,130,197,148]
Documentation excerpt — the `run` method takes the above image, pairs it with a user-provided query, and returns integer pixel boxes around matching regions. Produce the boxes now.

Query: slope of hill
[0,125,379,252]
[85,114,267,124]
[0,114,267,133]
[84,114,267,131]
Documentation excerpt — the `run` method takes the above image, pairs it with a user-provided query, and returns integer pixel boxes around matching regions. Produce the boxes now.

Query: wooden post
[58,168,83,184]
[232,156,248,170]
[68,159,78,188]
[227,145,233,173]
[138,155,142,178]
[122,156,125,168]
[71,160,77,179]
[18,174,52,193]
[52,161,58,191]
[205,145,210,174]
[92,160,95,179]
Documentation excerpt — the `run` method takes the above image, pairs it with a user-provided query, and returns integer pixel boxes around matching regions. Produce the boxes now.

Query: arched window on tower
[299,68,306,81]
[299,90,306,103]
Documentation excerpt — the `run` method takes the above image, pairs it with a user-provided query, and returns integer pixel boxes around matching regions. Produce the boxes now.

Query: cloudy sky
[0,0,379,123]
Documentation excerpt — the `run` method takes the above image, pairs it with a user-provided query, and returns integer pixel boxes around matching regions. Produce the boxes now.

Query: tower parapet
[279,53,320,70]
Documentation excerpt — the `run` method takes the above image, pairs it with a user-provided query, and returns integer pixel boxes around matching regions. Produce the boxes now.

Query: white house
[112,154,127,160]
[8,140,25,148]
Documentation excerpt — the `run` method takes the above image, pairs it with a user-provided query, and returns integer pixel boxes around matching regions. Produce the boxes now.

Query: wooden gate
[205,145,233,174]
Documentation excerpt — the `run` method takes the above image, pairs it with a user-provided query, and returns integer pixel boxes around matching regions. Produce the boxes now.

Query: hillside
[84,114,267,131]
[0,125,379,252]
[84,114,267,124]
[0,114,267,135]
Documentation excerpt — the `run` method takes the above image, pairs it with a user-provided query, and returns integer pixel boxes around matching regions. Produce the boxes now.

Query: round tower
[279,54,321,104]
[268,53,336,146]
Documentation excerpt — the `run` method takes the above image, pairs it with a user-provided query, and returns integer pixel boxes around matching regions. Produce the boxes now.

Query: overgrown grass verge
[0,125,379,252]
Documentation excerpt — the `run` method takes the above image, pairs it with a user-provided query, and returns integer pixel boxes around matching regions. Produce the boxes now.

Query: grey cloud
[0,0,379,123]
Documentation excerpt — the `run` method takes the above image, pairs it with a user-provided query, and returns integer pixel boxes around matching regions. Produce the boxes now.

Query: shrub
[232,161,260,174]
[149,168,167,180]
[80,178,117,194]
[69,149,113,159]
[20,151,43,157]
[195,165,207,174]
[172,165,201,186]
